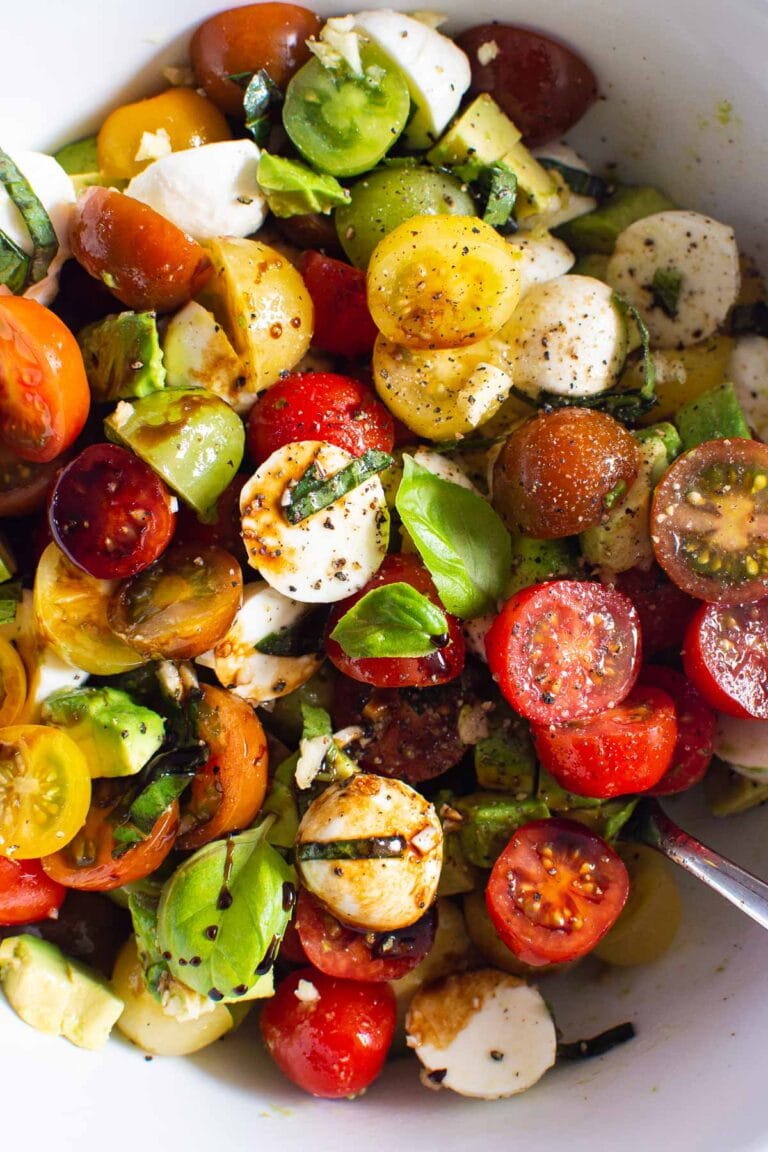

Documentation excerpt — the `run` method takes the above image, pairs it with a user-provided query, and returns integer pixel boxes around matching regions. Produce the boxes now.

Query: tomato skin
[0,449,68,518]
[247,372,394,466]
[485,580,641,725]
[298,252,379,358]
[191,3,321,116]
[683,600,768,719]
[0,858,65,926]
[486,818,629,966]
[639,666,716,795]
[294,888,436,982]
[260,965,396,1098]
[174,473,249,566]
[614,564,697,658]
[326,553,466,689]
[49,444,176,580]
[70,187,212,314]
[0,297,89,464]
[457,24,599,146]
[532,685,678,799]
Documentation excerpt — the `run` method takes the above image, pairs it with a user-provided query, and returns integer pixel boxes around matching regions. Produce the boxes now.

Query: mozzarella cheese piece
[352,9,471,148]
[505,274,628,398]
[0,151,75,305]
[713,713,768,781]
[463,612,495,663]
[606,209,740,348]
[412,447,480,493]
[406,968,557,1098]
[296,773,443,931]
[508,233,575,297]
[240,440,389,603]
[196,581,323,704]
[728,335,768,441]
[126,140,268,241]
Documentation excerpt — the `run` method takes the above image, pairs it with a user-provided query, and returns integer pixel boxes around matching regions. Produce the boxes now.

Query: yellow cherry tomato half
[97,88,232,180]
[34,543,145,676]
[0,725,91,858]
[0,638,27,727]
[366,215,521,350]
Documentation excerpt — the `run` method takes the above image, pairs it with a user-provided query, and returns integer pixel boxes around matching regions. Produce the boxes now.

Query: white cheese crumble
[477,40,500,65]
[135,127,173,164]
[295,979,321,1003]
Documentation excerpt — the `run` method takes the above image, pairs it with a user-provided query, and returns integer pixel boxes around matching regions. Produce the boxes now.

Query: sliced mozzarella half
[728,335,768,440]
[406,968,556,1098]
[196,581,323,704]
[296,773,443,931]
[505,274,627,398]
[508,233,575,297]
[0,151,75,305]
[240,440,389,603]
[714,713,768,781]
[606,209,740,348]
[22,644,89,722]
[126,140,267,241]
[352,9,470,148]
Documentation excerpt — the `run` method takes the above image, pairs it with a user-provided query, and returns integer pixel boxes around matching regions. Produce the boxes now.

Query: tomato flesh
[0,857,65,926]
[298,252,379,358]
[532,685,678,799]
[683,599,768,719]
[247,371,394,466]
[486,818,629,966]
[651,438,768,605]
[639,666,716,795]
[485,580,641,725]
[260,965,396,1098]
[326,553,465,688]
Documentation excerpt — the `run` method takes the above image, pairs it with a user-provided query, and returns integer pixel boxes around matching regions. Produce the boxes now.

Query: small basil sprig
[330,581,448,658]
[538,158,612,201]
[0,147,58,290]
[228,69,283,146]
[650,267,683,318]
[284,448,393,524]
[0,232,30,294]
[156,821,295,1002]
[452,159,518,232]
[396,455,512,618]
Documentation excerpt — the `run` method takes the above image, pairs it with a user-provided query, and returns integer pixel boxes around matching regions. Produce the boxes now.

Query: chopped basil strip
[254,607,327,656]
[650,266,683,318]
[0,147,58,287]
[0,580,22,625]
[330,581,448,659]
[0,231,30,294]
[127,886,168,1001]
[230,69,283,146]
[301,701,333,741]
[453,159,518,232]
[296,835,406,862]
[557,1022,636,1061]
[284,448,393,524]
[729,299,768,337]
[396,455,512,618]
[539,158,612,201]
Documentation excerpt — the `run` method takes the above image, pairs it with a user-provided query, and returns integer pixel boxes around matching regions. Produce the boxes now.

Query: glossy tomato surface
[683,599,768,718]
[486,818,629,966]
[0,857,66,926]
[640,665,716,795]
[299,252,379,358]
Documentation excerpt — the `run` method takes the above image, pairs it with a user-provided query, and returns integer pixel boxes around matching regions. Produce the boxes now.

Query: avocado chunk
[257,151,349,218]
[104,388,245,517]
[55,135,99,175]
[455,792,550,869]
[427,95,522,167]
[78,311,166,402]
[704,758,768,816]
[0,934,124,1050]
[635,420,683,460]
[42,686,164,779]
[556,184,676,254]
[474,725,537,793]
[163,301,243,402]
[537,770,636,840]
[505,534,579,598]
[572,252,610,280]
[674,381,752,450]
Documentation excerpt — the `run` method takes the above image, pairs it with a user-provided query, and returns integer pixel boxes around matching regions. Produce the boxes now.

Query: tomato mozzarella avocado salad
[0,0,766,1104]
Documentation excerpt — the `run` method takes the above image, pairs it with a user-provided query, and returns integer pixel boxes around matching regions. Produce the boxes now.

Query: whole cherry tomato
[0,858,65,926]
[299,252,379,358]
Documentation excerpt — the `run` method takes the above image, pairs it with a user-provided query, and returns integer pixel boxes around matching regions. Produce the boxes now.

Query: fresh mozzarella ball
[728,335,768,440]
[504,274,628,398]
[508,233,575,297]
[522,144,596,230]
[126,140,267,241]
[0,151,75,305]
[296,773,443,932]
[240,440,389,604]
[406,968,557,1098]
[196,581,323,704]
[713,713,768,781]
[606,210,740,348]
[412,447,480,492]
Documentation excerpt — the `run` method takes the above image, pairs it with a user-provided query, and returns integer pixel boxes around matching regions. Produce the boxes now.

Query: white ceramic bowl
[3,2,768,1149]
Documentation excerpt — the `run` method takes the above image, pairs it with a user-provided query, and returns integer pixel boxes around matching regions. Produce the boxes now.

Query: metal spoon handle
[632,799,768,931]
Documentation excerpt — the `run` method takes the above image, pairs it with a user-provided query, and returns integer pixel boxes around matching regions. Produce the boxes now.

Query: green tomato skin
[104,388,244,517]
[336,165,477,268]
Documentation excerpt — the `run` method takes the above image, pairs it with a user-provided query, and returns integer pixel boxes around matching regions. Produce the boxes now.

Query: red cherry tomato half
[614,563,697,659]
[174,473,249,565]
[260,966,396,1098]
[326,553,465,688]
[486,818,629,966]
[456,24,599,146]
[278,917,308,967]
[0,297,89,464]
[532,685,678,799]
[49,443,176,580]
[683,599,768,719]
[639,665,716,795]
[485,580,641,725]
[294,888,436,982]
[247,371,395,466]
[0,857,66,926]
[70,187,212,313]
[299,252,379,358]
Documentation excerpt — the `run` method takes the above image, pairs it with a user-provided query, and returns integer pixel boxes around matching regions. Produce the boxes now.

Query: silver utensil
[630,797,768,931]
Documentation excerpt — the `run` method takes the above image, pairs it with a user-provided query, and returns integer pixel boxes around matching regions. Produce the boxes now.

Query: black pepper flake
[208,988,224,1002]
[490,1050,505,1062]
[427,1069,447,1085]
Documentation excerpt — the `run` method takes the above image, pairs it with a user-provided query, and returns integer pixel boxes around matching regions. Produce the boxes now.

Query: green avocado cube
[556,184,676,254]
[257,151,350,217]
[42,686,164,778]
[78,311,166,402]
[456,792,550,869]
[674,381,751,450]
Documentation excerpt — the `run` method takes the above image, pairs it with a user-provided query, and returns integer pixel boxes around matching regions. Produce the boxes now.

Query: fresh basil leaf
[300,701,332,741]
[396,455,512,618]
[284,448,393,524]
[538,158,612,201]
[128,886,168,1002]
[730,300,768,336]
[156,822,295,1002]
[650,267,683,318]
[261,751,300,849]
[254,607,327,656]
[0,147,58,286]
[0,230,30,294]
[297,835,406,862]
[243,69,283,146]
[129,771,195,834]
[330,581,448,658]
[452,159,518,232]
